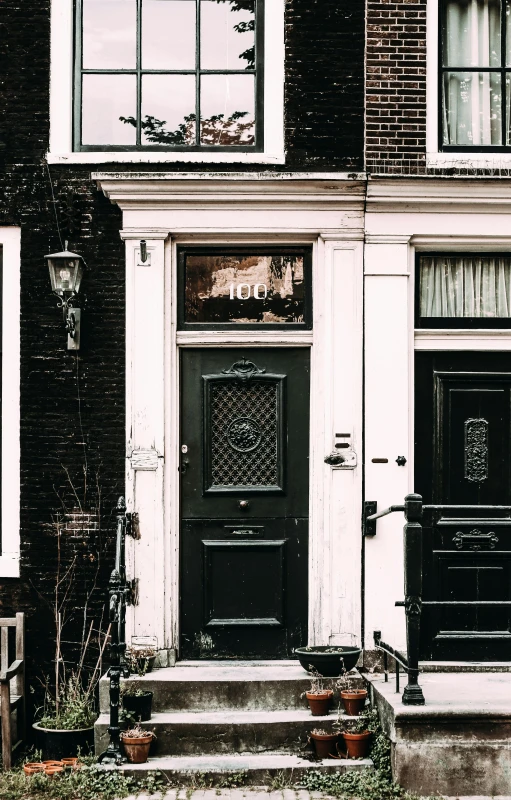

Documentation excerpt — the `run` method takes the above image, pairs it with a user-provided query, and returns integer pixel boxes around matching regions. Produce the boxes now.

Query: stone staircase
[95,661,373,784]
[366,670,511,798]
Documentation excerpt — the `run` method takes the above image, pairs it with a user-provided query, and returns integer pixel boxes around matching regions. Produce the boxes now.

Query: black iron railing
[98,497,135,764]
[365,493,425,705]
[365,493,511,706]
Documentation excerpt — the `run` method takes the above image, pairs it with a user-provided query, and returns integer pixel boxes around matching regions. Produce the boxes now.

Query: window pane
[82,75,137,145]
[141,75,196,145]
[442,0,501,67]
[420,255,511,318]
[200,0,255,70]
[83,0,136,69]
[443,71,502,145]
[200,74,255,145]
[184,253,307,324]
[142,0,196,70]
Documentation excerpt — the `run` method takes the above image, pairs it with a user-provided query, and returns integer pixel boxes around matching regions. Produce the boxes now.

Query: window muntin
[417,253,511,327]
[440,0,511,149]
[75,0,263,151]
[178,248,312,329]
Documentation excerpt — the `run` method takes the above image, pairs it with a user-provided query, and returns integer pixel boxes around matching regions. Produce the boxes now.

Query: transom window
[441,0,511,149]
[417,253,511,327]
[74,0,263,151]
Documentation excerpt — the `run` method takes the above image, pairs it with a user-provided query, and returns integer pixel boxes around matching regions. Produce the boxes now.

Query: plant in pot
[32,488,110,761]
[337,711,373,759]
[125,646,157,676]
[336,665,368,716]
[294,645,361,677]
[120,679,153,723]
[308,727,340,759]
[302,667,333,716]
[120,724,155,764]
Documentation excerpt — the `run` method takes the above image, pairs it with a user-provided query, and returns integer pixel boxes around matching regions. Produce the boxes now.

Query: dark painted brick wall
[366,0,428,175]
[0,0,364,707]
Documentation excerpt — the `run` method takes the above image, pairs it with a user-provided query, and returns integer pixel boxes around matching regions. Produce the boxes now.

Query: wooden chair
[0,613,25,769]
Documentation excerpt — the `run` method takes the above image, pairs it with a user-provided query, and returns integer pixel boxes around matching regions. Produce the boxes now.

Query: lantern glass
[48,257,84,296]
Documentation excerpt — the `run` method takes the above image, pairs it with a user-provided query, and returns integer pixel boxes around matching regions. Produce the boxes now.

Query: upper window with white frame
[441,0,511,150]
[74,0,263,151]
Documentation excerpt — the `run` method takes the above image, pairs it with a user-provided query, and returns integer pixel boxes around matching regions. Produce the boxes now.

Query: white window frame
[0,229,21,577]
[48,0,285,165]
[426,0,511,168]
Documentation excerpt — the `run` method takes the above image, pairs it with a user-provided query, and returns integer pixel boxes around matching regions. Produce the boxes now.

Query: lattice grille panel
[209,380,279,487]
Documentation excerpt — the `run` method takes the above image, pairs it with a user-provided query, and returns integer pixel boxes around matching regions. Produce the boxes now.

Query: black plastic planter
[122,691,153,722]
[294,646,362,676]
[32,722,94,760]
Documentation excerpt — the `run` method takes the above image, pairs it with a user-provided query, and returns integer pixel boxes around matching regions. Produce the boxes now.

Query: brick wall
[366,0,427,175]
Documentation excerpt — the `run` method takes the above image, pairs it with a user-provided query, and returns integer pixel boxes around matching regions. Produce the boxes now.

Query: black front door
[415,352,511,660]
[180,348,309,659]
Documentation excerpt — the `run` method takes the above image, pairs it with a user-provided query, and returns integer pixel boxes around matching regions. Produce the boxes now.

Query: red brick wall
[366,0,427,175]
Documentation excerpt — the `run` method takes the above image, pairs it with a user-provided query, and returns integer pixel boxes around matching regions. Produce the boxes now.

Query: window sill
[47,150,286,165]
[427,152,511,169]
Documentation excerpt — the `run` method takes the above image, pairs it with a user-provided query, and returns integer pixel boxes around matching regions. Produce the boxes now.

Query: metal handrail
[98,497,134,765]
[366,504,405,521]
[373,631,410,695]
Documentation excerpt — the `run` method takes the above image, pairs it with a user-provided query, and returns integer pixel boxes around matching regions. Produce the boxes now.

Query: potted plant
[294,645,361,677]
[120,724,155,764]
[32,502,110,760]
[338,712,372,759]
[125,646,157,676]
[303,668,333,716]
[308,728,340,759]
[121,679,154,723]
[336,665,368,716]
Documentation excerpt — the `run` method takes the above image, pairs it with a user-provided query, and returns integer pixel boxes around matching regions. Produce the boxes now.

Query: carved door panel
[180,348,309,659]
[415,353,511,660]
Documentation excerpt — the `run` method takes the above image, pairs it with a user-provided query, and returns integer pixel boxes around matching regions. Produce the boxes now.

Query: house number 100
[229,283,268,300]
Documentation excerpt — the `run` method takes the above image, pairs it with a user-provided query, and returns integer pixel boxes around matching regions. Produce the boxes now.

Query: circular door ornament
[227,417,262,452]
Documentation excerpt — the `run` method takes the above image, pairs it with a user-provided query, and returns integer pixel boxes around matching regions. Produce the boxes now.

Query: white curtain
[420,255,511,317]
[443,0,502,145]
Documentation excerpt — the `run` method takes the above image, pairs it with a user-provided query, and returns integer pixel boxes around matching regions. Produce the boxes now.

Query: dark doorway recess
[415,352,511,661]
[180,348,310,659]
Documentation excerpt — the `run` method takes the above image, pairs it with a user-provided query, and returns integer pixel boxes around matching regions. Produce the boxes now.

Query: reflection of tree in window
[120,111,254,146]
[119,0,255,146]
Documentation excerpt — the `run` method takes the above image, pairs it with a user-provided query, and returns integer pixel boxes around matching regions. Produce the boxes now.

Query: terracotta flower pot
[340,688,368,716]
[343,730,371,759]
[306,689,333,716]
[61,757,80,769]
[121,732,153,764]
[309,730,339,759]
[44,766,65,777]
[23,763,45,775]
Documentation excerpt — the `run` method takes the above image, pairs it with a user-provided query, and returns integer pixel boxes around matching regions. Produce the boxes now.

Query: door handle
[180,459,189,474]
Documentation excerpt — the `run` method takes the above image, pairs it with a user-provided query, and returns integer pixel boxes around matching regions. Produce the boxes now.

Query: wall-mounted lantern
[45,241,86,350]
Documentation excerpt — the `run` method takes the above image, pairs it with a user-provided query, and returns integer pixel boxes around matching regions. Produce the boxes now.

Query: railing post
[98,497,130,764]
[402,493,425,705]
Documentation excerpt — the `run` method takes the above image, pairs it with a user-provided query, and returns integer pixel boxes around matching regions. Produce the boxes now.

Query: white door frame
[96,173,365,661]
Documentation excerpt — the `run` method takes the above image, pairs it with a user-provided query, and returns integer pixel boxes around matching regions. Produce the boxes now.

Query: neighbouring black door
[416,352,511,660]
[180,348,309,659]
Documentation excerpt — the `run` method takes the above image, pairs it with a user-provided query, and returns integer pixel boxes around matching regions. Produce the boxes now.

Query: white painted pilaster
[364,234,413,652]
[122,229,169,647]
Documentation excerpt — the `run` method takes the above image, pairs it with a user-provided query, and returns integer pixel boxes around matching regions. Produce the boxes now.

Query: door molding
[101,174,364,658]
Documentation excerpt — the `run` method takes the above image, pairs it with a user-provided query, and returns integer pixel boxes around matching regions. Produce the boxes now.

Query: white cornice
[367,178,511,214]
[93,172,367,211]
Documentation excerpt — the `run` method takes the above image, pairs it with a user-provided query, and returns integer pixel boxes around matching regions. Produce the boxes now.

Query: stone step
[95,709,354,757]
[97,752,373,786]
[100,662,364,713]
[367,671,511,797]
